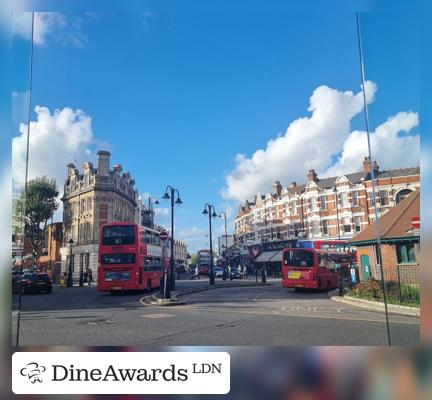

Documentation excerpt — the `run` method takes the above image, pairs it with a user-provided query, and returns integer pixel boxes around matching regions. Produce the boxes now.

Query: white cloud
[222,82,377,201]
[155,207,170,217]
[222,81,419,202]
[12,105,97,221]
[324,111,419,177]
[13,12,88,48]
[176,227,211,253]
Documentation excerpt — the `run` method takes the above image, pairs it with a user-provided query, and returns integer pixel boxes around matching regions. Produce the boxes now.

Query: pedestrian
[88,269,93,285]
[243,265,248,280]
[228,264,232,280]
[84,270,88,283]
[59,273,65,287]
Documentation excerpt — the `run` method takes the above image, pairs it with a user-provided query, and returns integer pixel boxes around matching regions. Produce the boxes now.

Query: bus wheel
[146,280,152,293]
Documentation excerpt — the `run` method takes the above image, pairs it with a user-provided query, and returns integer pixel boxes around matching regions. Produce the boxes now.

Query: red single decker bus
[97,222,169,293]
[281,248,355,291]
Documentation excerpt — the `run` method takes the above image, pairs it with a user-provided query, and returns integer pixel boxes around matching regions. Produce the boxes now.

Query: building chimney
[307,169,318,182]
[363,156,379,180]
[273,180,282,197]
[97,150,111,176]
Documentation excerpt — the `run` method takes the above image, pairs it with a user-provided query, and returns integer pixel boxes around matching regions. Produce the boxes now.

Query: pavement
[12,276,419,346]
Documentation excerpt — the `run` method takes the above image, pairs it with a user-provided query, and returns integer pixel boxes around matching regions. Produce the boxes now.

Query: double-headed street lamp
[67,238,74,287]
[148,196,159,229]
[202,203,218,285]
[162,186,183,291]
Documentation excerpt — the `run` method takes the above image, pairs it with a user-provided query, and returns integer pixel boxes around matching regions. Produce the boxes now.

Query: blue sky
[11,10,421,252]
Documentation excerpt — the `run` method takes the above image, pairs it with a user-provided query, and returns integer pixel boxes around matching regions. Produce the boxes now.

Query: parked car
[212,267,224,278]
[231,269,243,279]
[175,264,186,274]
[14,273,52,294]
[12,270,22,289]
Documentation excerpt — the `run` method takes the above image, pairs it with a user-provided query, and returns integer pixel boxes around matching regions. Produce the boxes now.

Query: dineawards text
[52,364,189,382]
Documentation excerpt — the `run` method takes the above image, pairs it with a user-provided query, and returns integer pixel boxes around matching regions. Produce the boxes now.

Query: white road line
[141,314,175,319]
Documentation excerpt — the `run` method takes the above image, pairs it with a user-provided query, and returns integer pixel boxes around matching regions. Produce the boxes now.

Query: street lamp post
[162,186,182,291]
[148,196,159,229]
[333,186,341,240]
[203,204,218,285]
[67,238,74,287]
[219,212,228,280]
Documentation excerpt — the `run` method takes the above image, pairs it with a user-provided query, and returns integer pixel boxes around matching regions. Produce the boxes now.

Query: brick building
[349,190,420,283]
[234,157,420,247]
[60,151,139,279]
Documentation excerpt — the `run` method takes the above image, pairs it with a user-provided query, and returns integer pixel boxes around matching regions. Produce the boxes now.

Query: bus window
[144,258,152,271]
[102,225,135,245]
[284,250,314,267]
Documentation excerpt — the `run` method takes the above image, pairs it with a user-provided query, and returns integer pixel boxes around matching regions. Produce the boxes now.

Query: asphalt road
[12,278,419,346]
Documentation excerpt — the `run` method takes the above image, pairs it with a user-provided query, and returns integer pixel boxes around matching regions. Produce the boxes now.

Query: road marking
[141,313,175,319]
[176,306,419,325]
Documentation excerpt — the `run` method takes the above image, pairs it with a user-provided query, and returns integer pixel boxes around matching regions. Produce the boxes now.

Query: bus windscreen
[283,250,314,267]
[102,225,135,245]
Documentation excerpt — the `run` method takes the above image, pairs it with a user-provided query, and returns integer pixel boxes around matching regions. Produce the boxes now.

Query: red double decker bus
[281,248,355,291]
[97,222,169,293]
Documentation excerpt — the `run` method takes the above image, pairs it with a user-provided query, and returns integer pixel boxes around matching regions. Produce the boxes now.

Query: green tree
[190,253,198,266]
[21,177,59,254]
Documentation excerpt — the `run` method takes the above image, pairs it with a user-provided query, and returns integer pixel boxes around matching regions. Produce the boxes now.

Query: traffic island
[140,280,273,307]
[149,296,185,306]
[329,290,420,317]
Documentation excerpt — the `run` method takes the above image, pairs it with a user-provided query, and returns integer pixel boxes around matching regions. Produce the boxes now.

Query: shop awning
[270,250,283,262]
[255,251,279,262]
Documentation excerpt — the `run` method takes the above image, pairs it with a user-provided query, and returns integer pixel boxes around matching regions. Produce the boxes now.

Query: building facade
[234,157,420,247]
[60,150,138,278]
[173,240,188,265]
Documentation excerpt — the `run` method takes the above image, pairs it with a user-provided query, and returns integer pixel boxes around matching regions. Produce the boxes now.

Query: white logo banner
[13,352,230,394]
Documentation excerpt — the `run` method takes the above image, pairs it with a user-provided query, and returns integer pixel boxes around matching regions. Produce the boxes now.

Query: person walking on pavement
[59,273,65,287]
[88,268,93,285]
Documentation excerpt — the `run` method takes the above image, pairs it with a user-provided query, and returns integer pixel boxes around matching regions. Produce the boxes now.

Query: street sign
[411,216,420,229]
[160,230,169,241]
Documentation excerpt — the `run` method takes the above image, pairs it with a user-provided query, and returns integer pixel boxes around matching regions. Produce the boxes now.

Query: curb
[139,281,272,307]
[330,294,420,317]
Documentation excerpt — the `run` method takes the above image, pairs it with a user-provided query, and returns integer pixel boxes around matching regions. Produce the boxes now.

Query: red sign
[411,216,420,229]
[159,230,169,241]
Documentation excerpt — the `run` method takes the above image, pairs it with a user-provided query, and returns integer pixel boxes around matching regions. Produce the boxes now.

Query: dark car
[15,273,52,294]
[12,270,22,289]
[231,269,243,279]
[175,264,186,274]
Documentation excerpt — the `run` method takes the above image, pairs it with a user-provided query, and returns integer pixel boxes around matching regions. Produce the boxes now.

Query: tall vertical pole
[16,12,35,348]
[224,212,228,251]
[356,12,391,346]
[334,189,341,240]
[209,207,215,285]
[170,188,175,290]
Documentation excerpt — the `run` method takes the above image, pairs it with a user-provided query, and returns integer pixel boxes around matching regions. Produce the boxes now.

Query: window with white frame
[351,191,359,206]
[340,192,349,208]
[310,197,318,211]
[320,195,326,210]
[322,219,329,235]
[291,201,297,215]
[343,217,351,233]
[354,216,362,232]
[379,190,389,206]
[311,220,320,235]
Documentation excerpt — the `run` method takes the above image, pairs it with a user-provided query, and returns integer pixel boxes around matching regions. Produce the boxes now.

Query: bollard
[261,268,266,283]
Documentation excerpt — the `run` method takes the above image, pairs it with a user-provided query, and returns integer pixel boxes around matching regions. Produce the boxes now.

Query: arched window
[395,189,413,204]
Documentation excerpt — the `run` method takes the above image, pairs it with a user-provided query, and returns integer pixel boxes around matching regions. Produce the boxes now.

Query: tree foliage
[21,177,59,253]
